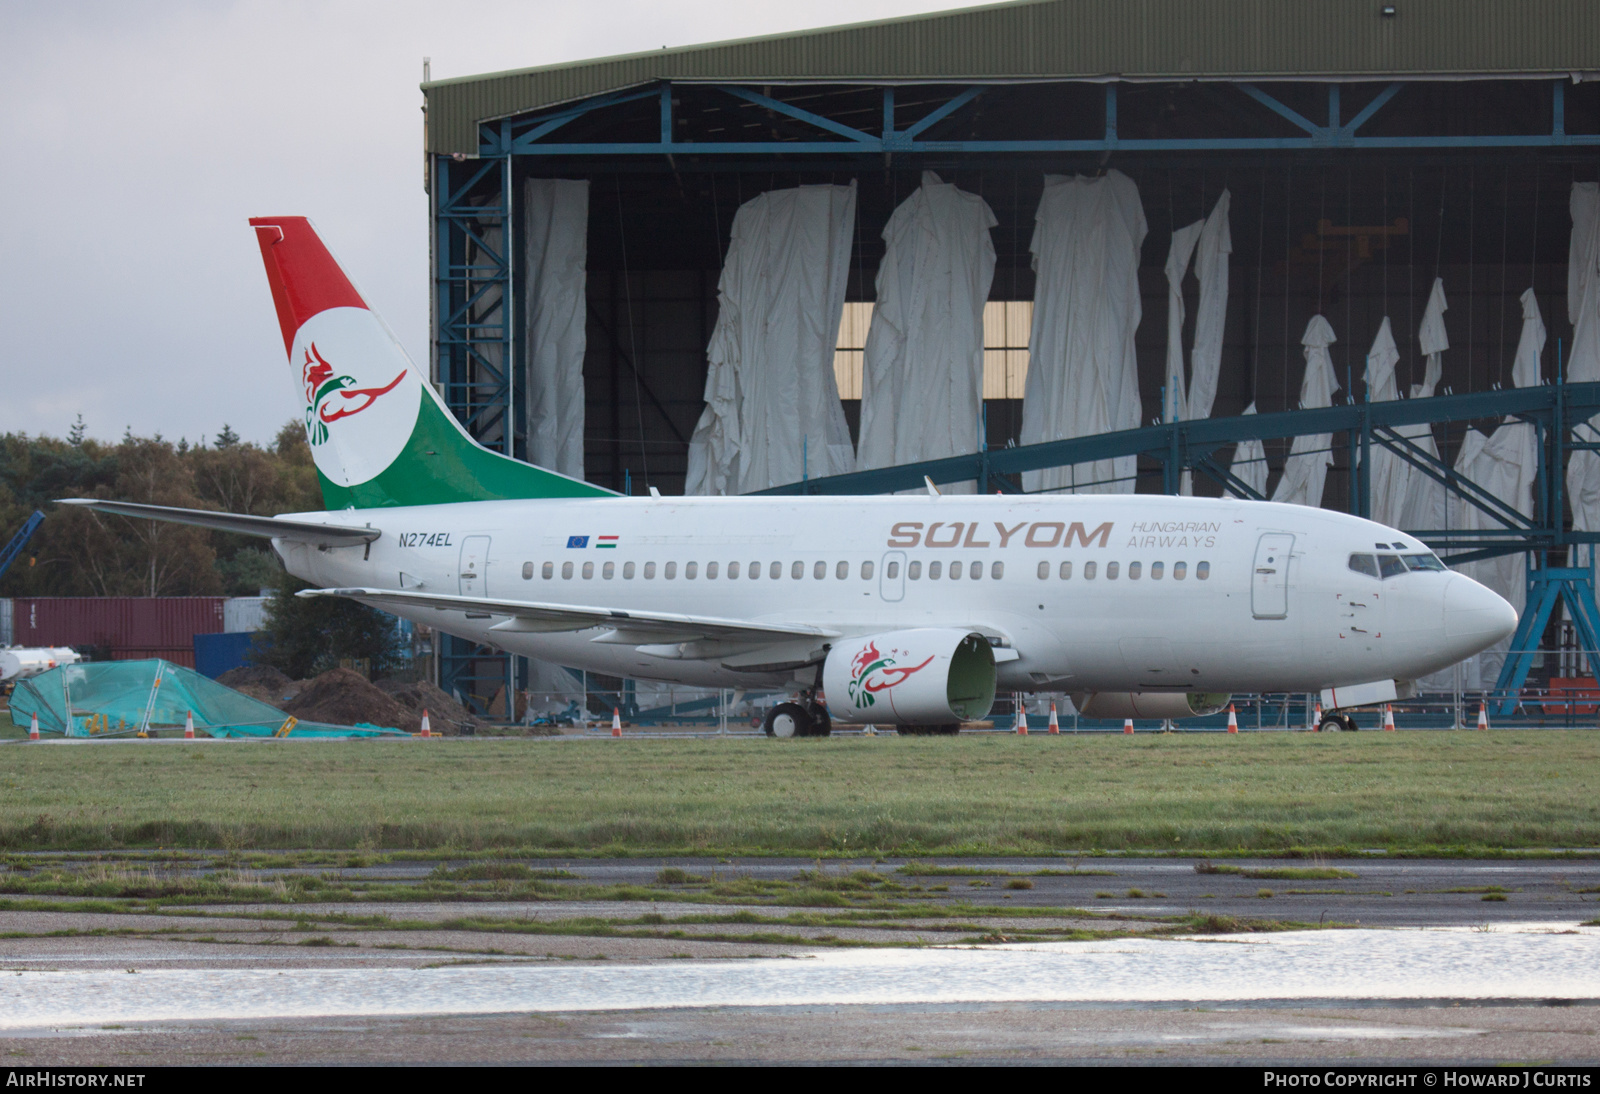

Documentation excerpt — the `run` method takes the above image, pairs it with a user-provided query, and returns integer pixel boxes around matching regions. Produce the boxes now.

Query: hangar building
[418,0,1600,715]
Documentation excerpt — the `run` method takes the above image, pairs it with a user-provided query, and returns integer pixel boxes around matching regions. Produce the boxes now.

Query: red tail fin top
[249,217,368,355]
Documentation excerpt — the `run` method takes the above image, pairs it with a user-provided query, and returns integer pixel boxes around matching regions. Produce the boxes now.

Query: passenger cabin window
[882,561,894,578]
[542,562,554,579]
[665,562,677,579]
[1059,561,1072,579]
[644,561,656,579]
[582,562,594,579]
[603,561,615,579]
[969,561,982,579]
[706,562,719,579]
[562,561,574,579]
[1173,562,1187,580]
[522,562,533,580]
[791,561,804,580]
[929,561,942,579]
[1197,561,1210,580]
[991,561,1004,580]
[909,561,923,579]
[1084,561,1097,579]
[1151,561,1164,579]
[1377,554,1407,579]
[862,561,875,579]
[1037,561,1049,580]
[1404,553,1447,572]
[814,561,827,580]
[1106,561,1119,580]
[770,561,782,579]
[686,562,699,579]
[748,561,759,579]
[1128,561,1141,580]
[950,561,962,580]
[727,562,739,579]
[623,561,635,579]
[836,561,848,579]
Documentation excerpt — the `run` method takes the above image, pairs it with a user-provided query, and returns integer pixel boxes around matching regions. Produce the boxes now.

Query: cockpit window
[1348,553,1380,578]
[1403,553,1447,572]
[1377,554,1408,579]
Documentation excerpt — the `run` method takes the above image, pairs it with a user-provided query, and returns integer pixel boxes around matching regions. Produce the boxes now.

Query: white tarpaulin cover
[522,178,589,479]
[1186,190,1232,423]
[1272,316,1340,507]
[1363,317,1407,528]
[687,183,857,495]
[1226,402,1269,499]
[1565,183,1600,565]
[1434,290,1546,691]
[1162,220,1203,423]
[1398,312,1447,532]
[1447,423,1539,691]
[1020,170,1147,493]
[857,172,997,491]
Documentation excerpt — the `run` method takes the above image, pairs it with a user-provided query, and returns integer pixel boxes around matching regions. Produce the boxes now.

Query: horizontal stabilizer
[55,499,379,546]
[300,586,839,645]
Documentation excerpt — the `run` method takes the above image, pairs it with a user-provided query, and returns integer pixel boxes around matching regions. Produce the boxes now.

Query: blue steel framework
[432,155,518,716]
[433,75,1597,716]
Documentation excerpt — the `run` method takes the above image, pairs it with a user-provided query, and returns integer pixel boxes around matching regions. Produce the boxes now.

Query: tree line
[0,419,321,598]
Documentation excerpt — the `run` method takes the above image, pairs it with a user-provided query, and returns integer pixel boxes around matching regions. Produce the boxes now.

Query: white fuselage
[274,493,1516,694]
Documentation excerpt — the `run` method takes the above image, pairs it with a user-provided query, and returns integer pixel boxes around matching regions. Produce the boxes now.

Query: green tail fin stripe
[318,396,613,508]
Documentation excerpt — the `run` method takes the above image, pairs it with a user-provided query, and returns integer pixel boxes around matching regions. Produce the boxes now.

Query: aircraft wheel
[806,705,832,737]
[764,702,811,739]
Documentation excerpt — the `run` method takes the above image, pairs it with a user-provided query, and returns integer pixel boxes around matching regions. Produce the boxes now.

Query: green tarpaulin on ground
[9,659,405,739]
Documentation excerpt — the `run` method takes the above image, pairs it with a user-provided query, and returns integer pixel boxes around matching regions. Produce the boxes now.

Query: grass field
[0,732,1596,854]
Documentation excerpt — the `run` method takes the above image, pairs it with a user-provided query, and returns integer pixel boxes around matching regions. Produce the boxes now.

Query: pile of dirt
[215,665,302,710]
[281,668,419,733]
[376,678,496,736]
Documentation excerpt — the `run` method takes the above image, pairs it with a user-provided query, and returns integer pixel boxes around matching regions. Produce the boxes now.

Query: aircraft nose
[1442,575,1518,651]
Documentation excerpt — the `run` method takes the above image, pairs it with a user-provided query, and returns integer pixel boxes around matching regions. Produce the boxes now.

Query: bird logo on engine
[847,640,935,709]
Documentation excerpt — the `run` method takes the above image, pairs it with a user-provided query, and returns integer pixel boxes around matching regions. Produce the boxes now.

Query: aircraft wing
[55,499,380,547]
[300,587,841,644]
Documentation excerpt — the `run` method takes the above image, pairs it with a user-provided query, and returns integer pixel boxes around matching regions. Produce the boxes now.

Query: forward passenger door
[1251,533,1294,620]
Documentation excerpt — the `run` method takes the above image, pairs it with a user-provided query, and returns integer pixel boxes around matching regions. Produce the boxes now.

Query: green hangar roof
[421,0,1600,154]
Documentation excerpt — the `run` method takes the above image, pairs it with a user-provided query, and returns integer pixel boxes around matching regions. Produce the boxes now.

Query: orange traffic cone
[611,707,623,737]
[1226,704,1239,734]
[1016,698,1028,735]
[1047,701,1060,735]
[1123,718,1134,735]
[184,710,195,740]
[29,712,39,741]
[419,709,432,737]
[1383,704,1396,732]
[1477,702,1489,731]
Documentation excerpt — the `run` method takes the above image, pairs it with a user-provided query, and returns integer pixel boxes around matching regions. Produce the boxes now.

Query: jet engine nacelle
[1072,691,1231,720]
[823,629,996,725]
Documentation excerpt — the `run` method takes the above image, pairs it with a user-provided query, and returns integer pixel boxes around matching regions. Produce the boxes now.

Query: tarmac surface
[0,856,1596,1065]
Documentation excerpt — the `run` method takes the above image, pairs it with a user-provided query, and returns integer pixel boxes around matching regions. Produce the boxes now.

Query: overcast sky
[0,0,982,446]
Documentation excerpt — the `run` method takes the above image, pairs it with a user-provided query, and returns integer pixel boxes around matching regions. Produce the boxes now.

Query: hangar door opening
[1252,534,1294,620]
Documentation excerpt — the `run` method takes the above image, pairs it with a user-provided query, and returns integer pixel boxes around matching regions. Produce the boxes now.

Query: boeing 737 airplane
[63,217,1518,736]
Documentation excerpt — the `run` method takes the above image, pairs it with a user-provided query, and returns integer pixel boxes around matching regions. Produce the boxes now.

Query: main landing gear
[763,686,832,738]
[1317,712,1359,732]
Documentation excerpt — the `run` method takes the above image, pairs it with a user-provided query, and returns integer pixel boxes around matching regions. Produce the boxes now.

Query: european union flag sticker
[567,535,589,548]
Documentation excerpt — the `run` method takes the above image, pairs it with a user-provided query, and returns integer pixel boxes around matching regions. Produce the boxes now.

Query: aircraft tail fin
[247,216,612,509]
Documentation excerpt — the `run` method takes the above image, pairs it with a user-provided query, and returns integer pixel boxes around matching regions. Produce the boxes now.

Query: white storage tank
[0,647,81,681]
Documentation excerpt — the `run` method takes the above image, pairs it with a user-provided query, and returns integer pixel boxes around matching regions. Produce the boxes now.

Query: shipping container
[223,597,269,634]
[14,599,226,670]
